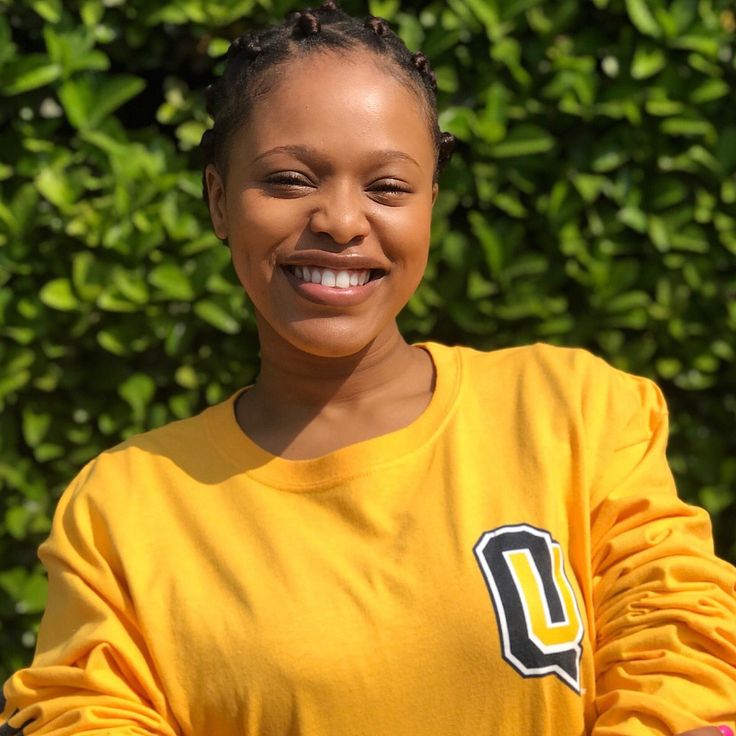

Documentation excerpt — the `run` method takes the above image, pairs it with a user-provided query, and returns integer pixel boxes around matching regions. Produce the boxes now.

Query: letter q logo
[474,524,584,693]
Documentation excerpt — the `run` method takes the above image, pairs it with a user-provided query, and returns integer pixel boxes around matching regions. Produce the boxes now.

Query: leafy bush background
[1,0,735,680]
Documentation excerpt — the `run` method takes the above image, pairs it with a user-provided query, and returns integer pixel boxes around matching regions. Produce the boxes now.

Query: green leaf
[44,26,109,77]
[648,215,670,250]
[91,74,146,126]
[369,0,400,14]
[39,278,79,311]
[605,290,650,313]
[17,570,48,614]
[631,44,666,79]
[59,74,146,130]
[72,251,105,301]
[5,506,30,540]
[490,125,555,158]
[571,173,607,203]
[689,78,729,105]
[673,35,721,58]
[112,268,149,305]
[80,0,105,27]
[194,300,241,334]
[97,290,140,313]
[36,167,77,210]
[30,0,62,23]
[469,211,504,277]
[118,373,156,420]
[590,145,628,173]
[650,177,688,209]
[0,15,15,69]
[670,224,708,252]
[699,486,734,515]
[645,97,684,116]
[439,106,476,142]
[149,263,194,300]
[660,117,714,138]
[625,0,661,37]
[462,0,501,37]
[97,329,128,356]
[175,365,199,389]
[175,120,207,151]
[1,55,61,95]
[22,410,52,448]
[618,206,648,233]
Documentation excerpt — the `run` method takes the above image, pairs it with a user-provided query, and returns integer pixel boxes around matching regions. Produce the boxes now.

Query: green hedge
[1,0,735,680]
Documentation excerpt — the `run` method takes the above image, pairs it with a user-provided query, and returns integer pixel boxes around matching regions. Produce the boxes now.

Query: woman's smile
[281,263,385,307]
[279,249,390,306]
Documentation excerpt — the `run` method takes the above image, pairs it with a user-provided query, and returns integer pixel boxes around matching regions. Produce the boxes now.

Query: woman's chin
[283,327,384,360]
[256,313,400,361]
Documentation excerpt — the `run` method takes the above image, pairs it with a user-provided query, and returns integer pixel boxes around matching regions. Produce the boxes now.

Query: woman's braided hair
[200,0,455,207]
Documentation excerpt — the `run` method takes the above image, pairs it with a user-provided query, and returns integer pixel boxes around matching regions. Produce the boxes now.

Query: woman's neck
[256,326,420,405]
[234,319,436,459]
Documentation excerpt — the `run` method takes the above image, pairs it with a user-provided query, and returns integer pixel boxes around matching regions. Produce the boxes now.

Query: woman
[2,3,735,734]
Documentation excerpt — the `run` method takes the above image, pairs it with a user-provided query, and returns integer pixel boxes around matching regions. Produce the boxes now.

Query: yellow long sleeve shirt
[2,342,736,735]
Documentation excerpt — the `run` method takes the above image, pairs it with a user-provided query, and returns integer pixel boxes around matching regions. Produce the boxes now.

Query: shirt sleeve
[0,464,182,736]
[588,370,736,735]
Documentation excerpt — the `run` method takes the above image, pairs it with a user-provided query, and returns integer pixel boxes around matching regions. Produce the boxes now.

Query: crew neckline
[204,341,462,491]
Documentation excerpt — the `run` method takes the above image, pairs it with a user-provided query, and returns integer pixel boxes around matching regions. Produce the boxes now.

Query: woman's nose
[308,182,370,246]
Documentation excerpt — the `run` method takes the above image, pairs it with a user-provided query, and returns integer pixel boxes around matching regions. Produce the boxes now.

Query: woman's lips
[281,265,384,306]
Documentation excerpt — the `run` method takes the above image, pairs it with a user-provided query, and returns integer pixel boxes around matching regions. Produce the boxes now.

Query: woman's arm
[0,465,181,735]
[589,372,736,735]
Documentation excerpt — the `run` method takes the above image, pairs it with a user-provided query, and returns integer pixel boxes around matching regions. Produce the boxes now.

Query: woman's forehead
[255,48,424,110]
[233,50,435,166]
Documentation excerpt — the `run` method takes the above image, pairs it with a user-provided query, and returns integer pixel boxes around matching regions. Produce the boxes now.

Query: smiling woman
[1,2,736,736]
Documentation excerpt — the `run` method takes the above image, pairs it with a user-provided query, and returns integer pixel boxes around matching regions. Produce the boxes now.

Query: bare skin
[236,328,435,458]
[206,51,437,459]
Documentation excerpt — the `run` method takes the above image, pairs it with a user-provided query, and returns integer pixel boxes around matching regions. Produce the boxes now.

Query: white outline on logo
[474,524,584,693]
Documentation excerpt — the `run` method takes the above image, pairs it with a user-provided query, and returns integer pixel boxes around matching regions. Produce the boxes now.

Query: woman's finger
[676,727,733,736]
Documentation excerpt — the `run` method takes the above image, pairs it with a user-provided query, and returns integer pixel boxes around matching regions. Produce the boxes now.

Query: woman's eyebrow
[250,144,420,168]
[250,144,318,165]
[370,150,421,168]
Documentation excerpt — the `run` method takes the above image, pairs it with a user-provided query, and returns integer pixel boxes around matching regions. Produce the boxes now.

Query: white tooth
[294,266,303,280]
[335,270,350,289]
[360,270,371,285]
[320,269,337,287]
[349,272,359,287]
[302,266,311,282]
[311,268,322,284]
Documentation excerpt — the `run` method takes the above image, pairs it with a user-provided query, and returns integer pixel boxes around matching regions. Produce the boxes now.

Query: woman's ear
[432,182,439,206]
[205,164,228,240]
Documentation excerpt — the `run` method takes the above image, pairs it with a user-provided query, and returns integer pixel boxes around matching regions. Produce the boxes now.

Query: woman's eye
[264,173,313,188]
[368,180,412,197]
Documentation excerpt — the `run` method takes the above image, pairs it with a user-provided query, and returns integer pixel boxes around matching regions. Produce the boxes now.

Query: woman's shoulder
[443,340,667,426]
[102,396,225,461]
[450,340,607,375]
[60,392,239,511]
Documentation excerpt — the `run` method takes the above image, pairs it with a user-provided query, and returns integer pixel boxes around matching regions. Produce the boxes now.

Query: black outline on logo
[474,523,584,693]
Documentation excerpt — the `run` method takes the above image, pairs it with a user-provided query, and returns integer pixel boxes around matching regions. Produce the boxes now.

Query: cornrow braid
[438,131,455,172]
[293,9,321,37]
[200,1,455,206]
[411,51,437,95]
[364,16,390,37]
[227,33,262,61]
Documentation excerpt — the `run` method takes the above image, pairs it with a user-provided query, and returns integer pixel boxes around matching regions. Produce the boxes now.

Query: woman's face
[206,50,438,358]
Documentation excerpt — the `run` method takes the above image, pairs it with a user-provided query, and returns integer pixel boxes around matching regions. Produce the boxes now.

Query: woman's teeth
[290,265,372,288]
